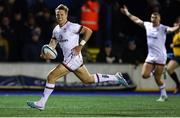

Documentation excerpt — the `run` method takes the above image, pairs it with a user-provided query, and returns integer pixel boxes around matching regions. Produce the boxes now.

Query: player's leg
[27,64,70,110]
[154,64,168,102]
[141,62,154,79]
[47,64,70,84]
[166,60,180,93]
[74,65,128,86]
[39,64,70,105]
[73,65,94,84]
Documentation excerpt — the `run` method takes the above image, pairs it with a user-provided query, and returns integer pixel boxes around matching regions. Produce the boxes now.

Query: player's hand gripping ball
[41,44,57,59]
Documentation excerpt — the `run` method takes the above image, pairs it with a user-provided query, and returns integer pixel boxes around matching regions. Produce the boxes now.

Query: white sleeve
[71,23,82,34]
[52,26,57,39]
[143,21,149,29]
[162,25,169,33]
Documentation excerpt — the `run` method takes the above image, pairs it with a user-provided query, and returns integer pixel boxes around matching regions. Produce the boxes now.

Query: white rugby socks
[159,84,167,97]
[38,82,55,106]
[94,73,118,83]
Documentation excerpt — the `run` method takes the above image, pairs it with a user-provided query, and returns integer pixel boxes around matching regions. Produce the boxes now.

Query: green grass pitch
[0,95,180,117]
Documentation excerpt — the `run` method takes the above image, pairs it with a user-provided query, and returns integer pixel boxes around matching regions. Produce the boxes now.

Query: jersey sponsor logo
[63,28,67,33]
[147,35,158,39]
[58,34,63,40]
[59,39,68,42]
[102,74,109,78]
[58,34,68,42]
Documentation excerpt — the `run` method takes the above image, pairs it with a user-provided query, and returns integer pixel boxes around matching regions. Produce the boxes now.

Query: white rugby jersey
[144,22,169,63]
[52,21,82,59]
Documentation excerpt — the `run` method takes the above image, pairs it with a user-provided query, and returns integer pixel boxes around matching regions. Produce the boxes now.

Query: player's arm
[166,24,180,33]
[120,5,144,27]
[40,38,58,60]
[79,26,93,46]
[72,26,92,55]
[48,38,58,49]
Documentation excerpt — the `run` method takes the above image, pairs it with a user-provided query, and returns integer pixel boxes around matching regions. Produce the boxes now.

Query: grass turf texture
[0,95,179,117]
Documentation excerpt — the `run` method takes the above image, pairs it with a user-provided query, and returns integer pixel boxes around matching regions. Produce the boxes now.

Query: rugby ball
[41,44,57,59]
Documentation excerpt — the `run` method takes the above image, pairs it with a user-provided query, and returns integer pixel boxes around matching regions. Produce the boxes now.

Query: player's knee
[142,74,149,79]
[166,68,173,74]
[47,73,56,83]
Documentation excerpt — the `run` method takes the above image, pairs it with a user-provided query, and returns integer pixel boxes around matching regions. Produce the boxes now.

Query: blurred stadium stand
[0,0,179,62]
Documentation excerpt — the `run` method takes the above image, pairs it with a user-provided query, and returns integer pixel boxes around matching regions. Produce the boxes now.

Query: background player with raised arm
[27,4,128,110]
[121,5,180,102]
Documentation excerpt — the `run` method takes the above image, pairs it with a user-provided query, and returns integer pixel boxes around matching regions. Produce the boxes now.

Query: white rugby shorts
[145,54,167,65]
[62,53,83,71]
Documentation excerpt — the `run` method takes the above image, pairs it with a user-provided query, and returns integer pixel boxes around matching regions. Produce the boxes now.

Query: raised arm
[120,5,144,27]
[166,24,180,33]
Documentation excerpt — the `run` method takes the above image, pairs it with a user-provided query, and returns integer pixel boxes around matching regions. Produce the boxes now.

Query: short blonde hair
[55,4,69,14]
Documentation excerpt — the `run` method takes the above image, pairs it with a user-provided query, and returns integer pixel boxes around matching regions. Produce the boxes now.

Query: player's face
[150,14,160,25]
[56,10,68,26]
